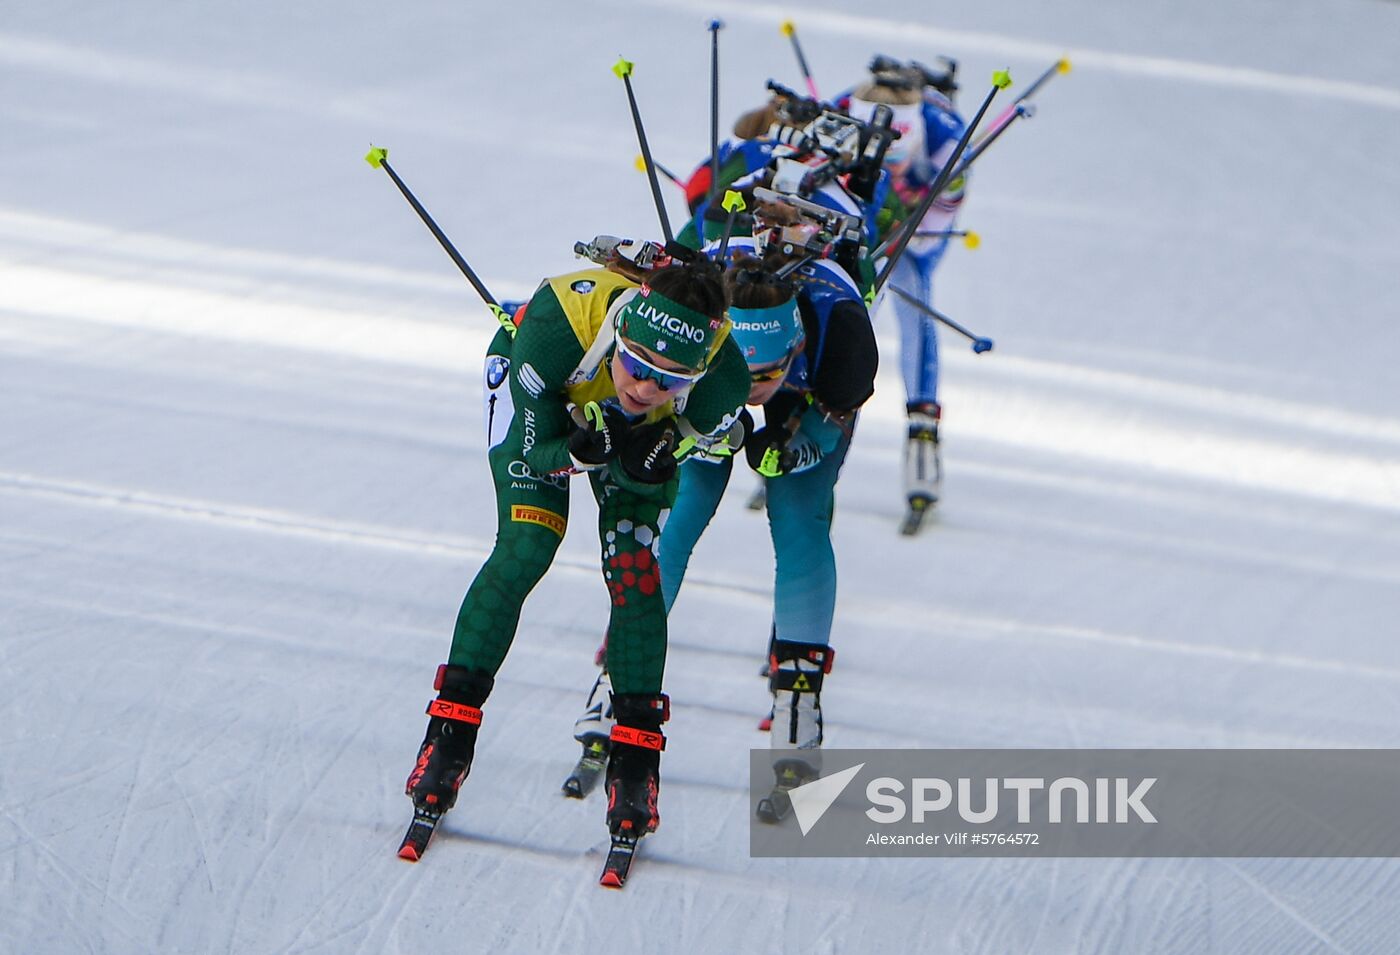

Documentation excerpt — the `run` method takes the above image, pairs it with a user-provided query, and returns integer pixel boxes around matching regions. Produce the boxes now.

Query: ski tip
[1057,58,1073,74]
[757,716,773,732]
[600,870,625,889]
[612,57,634,80]
[992,68,1013,90]
[398,843,422,862]
[364,146,387,168]
[962,230,981,249]
[780,20,795,36]
[562,780,584,799]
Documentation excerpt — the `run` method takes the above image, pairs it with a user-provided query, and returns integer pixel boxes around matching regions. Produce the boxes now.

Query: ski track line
[855,597,1400,686]
[641,0,1400,111]
[1024,852,1064,954]
[1216,860,1353,955]
[15,217,1400,484]
[8,469,1400,688]
[958,498,1400,589]
[15,558,1366,749]
[1137,862,1197,955]
[0,208,475,299]
[963,354,1400,450]
[98,688,165,940]
[837,486,1400,593]
[0,373,475,463]
[289,863,422,955]
[17,582,1370,752]
[0,470,773,601]
[543,866,609,955]
[0,805,150,952]
[327,862,432,955]
[952,456,1400,545]
[13,255,1400,515]
[173,779,217,897]
[1080,856,1141,955]
[274,854,388,955]
[7,587,1396,750]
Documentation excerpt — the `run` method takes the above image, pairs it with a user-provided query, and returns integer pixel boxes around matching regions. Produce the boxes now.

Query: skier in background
[402,253,750,855]
[680,56,967,517]
[842,55,967,514]
[675,91,807,249]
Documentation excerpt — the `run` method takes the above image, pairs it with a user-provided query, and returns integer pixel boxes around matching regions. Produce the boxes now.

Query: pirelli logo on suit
[510,504,566,537]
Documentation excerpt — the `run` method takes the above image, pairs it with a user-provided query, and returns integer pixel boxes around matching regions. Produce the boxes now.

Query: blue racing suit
[660,244,877,645]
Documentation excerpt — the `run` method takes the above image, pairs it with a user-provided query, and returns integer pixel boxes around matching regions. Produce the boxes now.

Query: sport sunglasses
[748,359,791,383]
[614,336,704,392]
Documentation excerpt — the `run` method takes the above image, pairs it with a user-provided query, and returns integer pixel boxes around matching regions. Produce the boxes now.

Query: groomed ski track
[3,0,1400,951]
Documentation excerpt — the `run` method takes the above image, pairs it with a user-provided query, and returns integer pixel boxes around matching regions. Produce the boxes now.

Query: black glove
[744,425,797,477]
[568,402,630,467]
[619,419,679,485]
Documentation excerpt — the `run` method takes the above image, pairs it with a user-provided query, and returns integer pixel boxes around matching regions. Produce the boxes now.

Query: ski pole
[1015,57,1071,106]
[875,69,1012,295]
[954,102,1032,176]
[364,146,513,335]
[972,58,1069,155]
[872,229,980,259]
[941,59,1069,187]
[633,155,687,191]
[708,19,723,206]
[780,20,820,100]
[916,229,980,247]
[715,189,746,264]
[613,57,674,245]
[887,285,993,353]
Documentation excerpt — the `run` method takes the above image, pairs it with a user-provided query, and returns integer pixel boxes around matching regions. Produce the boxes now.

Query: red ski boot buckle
[610,725,666,751]
[426,699,483,725]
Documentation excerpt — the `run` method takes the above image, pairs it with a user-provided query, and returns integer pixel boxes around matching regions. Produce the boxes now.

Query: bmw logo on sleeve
[485,355,510,390]
[570,280,596,294]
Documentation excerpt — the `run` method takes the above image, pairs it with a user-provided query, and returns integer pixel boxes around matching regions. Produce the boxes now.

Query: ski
[397,806,443,862]
[562,738,610,799]
[899,496,937,536]
[599,832,641,888]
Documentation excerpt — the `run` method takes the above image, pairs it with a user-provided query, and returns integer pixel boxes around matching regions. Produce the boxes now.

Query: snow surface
[3,1,1400,952]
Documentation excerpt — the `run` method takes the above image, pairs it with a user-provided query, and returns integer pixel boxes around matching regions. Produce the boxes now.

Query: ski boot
[405,665,494,813]
[604,693,669,837]
[399,664,494,860]
[563,669,614,798]
[902,401,942,534]
[598,693,668,888]
[757,639,833,823]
